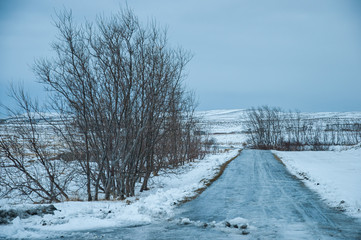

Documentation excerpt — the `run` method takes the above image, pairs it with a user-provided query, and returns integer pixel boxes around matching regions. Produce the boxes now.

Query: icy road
[66,150,361,239]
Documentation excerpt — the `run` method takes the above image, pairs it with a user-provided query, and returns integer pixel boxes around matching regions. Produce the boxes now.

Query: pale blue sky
[1,0,361,117]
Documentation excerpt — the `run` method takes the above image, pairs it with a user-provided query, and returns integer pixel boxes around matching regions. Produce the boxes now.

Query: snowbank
[0,149,240,239]
[273,148,361,219]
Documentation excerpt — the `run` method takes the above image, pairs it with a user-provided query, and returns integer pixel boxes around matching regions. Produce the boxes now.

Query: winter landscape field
[1,1,361,239]
[1,109,361,239]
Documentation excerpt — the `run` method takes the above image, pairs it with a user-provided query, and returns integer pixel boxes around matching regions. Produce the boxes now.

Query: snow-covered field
[273,147,361,219]
[1,108,361,238]
[196,109,248,148]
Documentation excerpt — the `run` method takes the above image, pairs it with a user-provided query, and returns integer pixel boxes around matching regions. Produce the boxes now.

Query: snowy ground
[175,150,361,239]
[0,149,239,239]
[0,109,243,238]
[273,147,361,219]
[1,109,361,238]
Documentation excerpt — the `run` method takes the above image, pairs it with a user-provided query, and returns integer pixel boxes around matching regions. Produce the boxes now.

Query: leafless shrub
[245,106,361,151]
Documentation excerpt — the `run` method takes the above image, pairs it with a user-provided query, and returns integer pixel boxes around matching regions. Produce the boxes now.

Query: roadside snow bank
[273,148,361,219]
[0,149,240,239]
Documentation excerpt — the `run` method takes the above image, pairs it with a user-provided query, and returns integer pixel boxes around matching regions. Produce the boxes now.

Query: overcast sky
[1,0,361,116]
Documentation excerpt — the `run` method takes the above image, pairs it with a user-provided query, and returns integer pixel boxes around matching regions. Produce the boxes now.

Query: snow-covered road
[58,150,361,239]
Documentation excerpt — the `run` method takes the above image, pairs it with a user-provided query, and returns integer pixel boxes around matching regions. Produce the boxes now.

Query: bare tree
[30,8,203,201]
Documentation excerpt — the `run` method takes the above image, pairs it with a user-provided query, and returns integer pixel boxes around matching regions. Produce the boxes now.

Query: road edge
[272,153,286,166]
[179,149,242,204]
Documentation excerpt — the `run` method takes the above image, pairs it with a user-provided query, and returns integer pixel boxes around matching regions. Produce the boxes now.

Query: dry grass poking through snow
[180,149,242,204]
[272,153,285,166]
